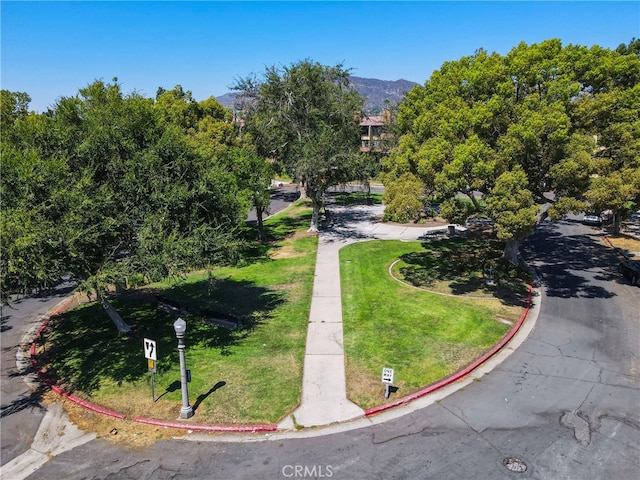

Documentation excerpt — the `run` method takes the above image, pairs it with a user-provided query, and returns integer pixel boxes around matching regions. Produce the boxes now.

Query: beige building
[359,110,392,153]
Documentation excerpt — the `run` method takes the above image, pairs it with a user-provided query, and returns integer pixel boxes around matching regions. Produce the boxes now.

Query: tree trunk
[503,238,520,265]
[467,191,481,211]
[613,211,622,234]
[256,205,265,241]
[97,292,132,334]
[308,196,320,232]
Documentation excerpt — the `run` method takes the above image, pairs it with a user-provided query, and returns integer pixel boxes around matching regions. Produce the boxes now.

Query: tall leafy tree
[1,80,245,302]
[227,147,274,241]
[233,60,365,231]
[486,166,539,264]
[384,39,640,261]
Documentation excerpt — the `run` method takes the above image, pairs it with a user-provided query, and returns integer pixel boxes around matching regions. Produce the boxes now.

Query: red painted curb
[66,394,126,420]
[30,313,125,420]
[31,307,275,430]
[365,284,533,416]
[134,416,278,433]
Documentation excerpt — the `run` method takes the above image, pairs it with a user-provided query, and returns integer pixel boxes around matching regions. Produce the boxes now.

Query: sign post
[143,338,157,401]
[381,367,394,399]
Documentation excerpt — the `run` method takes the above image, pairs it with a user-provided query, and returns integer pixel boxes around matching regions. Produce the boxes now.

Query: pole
[151,371,155,402]
[176,335,194,418]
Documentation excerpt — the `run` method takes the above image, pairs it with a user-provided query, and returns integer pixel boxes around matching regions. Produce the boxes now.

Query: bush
[440,197,476,225]
[383,173,424,223]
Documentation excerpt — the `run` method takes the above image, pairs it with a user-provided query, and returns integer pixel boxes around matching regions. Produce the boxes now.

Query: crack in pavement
[437,403,502,454]
[495,366,640,389]
[370,422,445,445]
[560,385,596,447]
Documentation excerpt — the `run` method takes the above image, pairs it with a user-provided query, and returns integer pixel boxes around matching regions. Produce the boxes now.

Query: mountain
[216,76,418,114]
[347,76,418,113]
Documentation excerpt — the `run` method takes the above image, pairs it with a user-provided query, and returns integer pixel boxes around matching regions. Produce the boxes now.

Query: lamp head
[173,318,187,335]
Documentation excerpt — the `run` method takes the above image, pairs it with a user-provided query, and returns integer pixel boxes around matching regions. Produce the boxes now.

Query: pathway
[283,204,454,428]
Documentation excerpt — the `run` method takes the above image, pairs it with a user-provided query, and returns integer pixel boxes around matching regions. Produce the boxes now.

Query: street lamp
[173,318,194,419]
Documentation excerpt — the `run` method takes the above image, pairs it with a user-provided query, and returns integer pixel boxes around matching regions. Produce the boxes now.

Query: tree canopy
[233,59,365,231]
[1,79,260,302]
[382,39,640,262]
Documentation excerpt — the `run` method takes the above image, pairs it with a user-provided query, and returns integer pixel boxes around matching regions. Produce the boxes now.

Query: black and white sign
[381,367,394,384]
[143,338,157,361]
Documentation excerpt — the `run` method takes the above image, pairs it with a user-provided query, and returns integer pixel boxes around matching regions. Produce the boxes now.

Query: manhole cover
[503,457,527,473]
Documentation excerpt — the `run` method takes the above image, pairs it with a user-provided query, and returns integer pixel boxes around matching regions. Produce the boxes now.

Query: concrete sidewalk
[286,234,363,427]
[282,204,457,428]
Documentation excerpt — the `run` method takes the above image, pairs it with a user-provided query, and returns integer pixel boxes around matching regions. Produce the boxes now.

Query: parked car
[582,214,602,226]
[618,259,640,285]
[601,210,614,226]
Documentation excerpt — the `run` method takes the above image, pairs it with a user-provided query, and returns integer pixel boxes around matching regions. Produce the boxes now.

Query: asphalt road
[3,216,639,480]
[246,183,385,222]
[0,283,76,464]
[246,185,300,222]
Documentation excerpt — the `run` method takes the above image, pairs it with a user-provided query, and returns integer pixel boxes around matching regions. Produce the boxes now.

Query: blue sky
[2,1,639,112]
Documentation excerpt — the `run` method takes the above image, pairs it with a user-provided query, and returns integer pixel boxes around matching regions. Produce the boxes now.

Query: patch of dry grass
[605,234,640,259]
[269,230,317,259]
[42,391,185,448]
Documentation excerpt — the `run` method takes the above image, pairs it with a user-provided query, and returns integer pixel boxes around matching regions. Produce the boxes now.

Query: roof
[360,115,384,127]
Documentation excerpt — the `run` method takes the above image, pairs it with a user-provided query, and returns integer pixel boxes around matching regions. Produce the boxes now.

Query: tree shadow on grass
[40,277,285,396]
[236,210,313,262]
[398,238,531,308]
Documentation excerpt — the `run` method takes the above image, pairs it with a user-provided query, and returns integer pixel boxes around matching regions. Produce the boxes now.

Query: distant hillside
[216,76,418,114]
[348,76,417,113]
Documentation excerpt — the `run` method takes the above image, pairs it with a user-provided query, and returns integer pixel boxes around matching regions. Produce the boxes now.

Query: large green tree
[233,60,365,231]
[383,39,640,261]
[1,80,246,301]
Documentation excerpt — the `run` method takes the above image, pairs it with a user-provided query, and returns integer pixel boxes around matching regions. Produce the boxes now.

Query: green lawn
[340,240,525,409]
[41,201,317,425]
[40,203,528,424]
[331,191,383,206]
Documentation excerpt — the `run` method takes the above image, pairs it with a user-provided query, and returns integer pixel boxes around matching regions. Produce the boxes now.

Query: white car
[582,214,602,226]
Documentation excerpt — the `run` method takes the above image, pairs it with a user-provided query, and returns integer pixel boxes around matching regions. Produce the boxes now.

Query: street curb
[29,299,279,432]
[365,283,533,417]
[134,416,277,433]
[29,260,536,433]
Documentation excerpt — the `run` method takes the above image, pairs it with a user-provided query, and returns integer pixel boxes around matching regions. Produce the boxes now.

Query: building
[359,110,392,153]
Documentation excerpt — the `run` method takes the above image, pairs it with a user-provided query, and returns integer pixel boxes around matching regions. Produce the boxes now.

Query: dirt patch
[604,234,640,259]
[269,230,317,259]
[41,390,187,448]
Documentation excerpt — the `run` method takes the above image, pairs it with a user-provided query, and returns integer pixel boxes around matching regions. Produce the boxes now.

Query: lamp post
[173,318,194,419]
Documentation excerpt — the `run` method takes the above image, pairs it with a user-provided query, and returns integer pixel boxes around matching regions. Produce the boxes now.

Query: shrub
[383,173,424,223]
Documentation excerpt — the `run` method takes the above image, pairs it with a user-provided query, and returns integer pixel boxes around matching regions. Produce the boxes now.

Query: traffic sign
[382,367,394,384]
[143,338,157,360]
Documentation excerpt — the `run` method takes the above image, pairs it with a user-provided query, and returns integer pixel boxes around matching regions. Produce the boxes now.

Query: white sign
[381,367,394,384]
[143,338,157,361]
